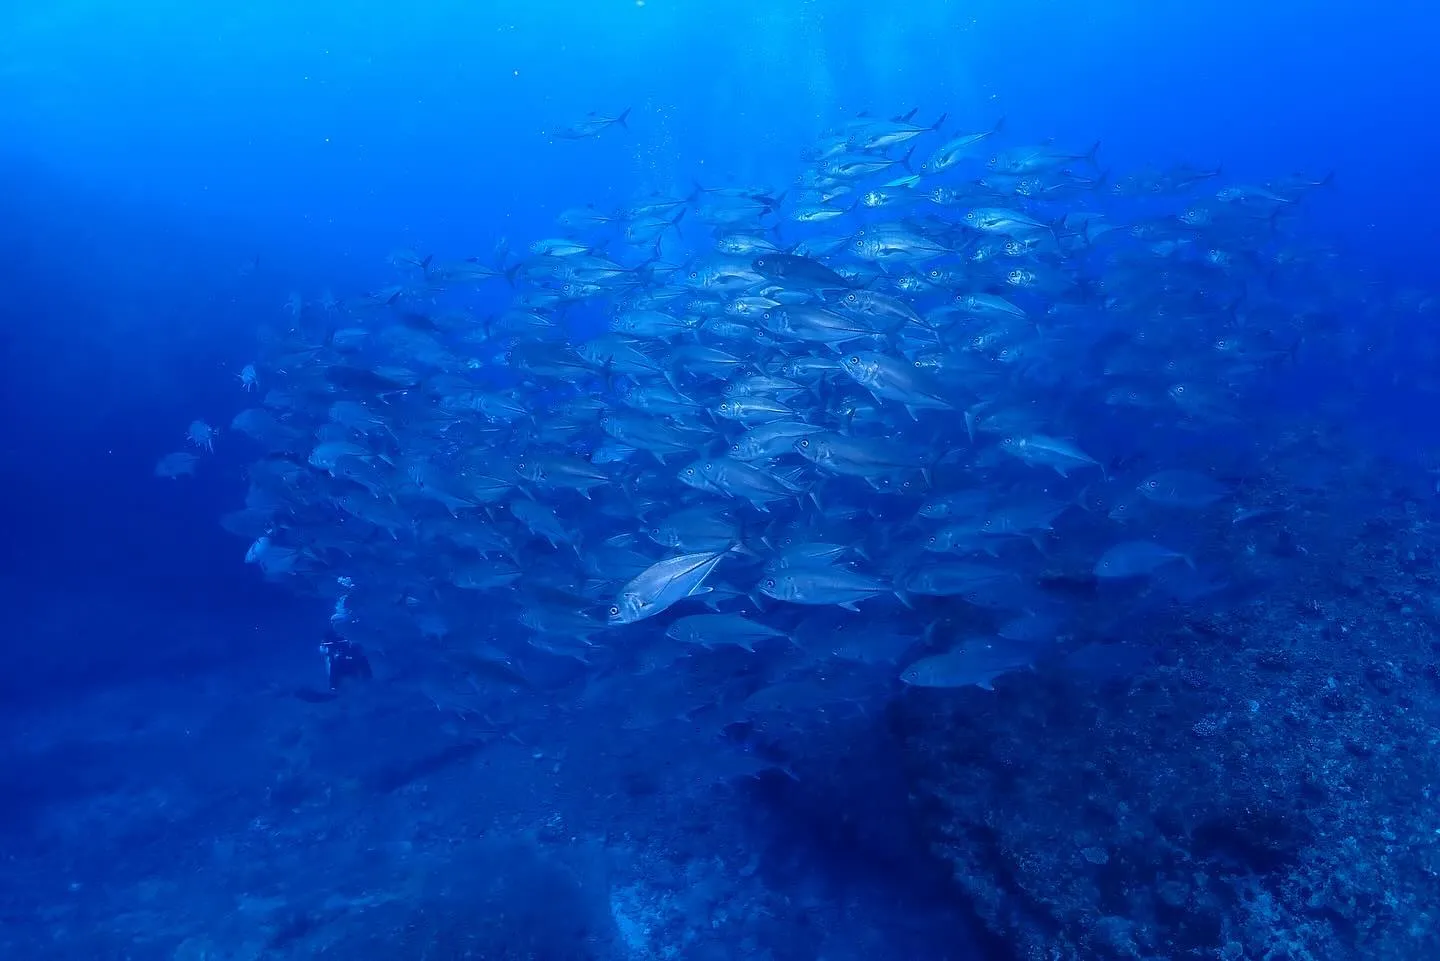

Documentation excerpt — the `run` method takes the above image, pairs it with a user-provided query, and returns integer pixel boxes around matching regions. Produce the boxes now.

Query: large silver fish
[609,550,729,625]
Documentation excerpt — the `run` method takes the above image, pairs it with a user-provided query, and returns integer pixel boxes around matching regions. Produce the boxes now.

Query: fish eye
[929,269,939,278]
[799,439,810,448]
[720,402,729,410]
[765,579,776,589]
[927,535,936,544]
[689,271,698,279]
[609,606,620,616]
[756,259,765,267]
[685,467,695,475]
[847,293,856,302]
[849,355,859,364]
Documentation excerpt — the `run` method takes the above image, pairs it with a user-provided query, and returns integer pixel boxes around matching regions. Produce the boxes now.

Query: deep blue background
[0,0,1432,708]
[0,7,1437,961]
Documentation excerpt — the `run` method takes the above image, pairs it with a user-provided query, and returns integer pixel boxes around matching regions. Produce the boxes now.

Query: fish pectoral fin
[838,601,860,612]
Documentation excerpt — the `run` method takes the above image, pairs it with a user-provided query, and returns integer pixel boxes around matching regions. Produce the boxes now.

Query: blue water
[1,3,1436,959]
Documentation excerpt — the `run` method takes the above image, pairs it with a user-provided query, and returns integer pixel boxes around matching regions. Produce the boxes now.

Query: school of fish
[159,107,1348,760]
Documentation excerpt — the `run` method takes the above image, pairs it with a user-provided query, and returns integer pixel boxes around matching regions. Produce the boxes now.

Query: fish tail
[807,486,824,514]
[629,256,657,286]
[735,515,771,558]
